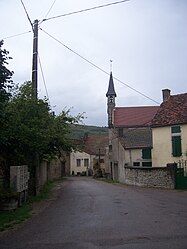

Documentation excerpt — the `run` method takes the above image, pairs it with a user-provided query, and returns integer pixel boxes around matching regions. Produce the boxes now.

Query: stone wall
[123,166,175,189]
[37,158,62,192]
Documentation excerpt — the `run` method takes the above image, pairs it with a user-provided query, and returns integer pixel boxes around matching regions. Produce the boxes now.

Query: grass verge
[0,180,58,232]
[29,180,54,203]
[0,203,31,232]
[95,178,119,184]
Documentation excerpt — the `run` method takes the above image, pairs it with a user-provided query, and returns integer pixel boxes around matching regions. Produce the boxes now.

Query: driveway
[0,177,187,249]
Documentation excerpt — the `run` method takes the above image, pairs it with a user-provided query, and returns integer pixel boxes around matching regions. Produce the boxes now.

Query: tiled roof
[83,135,108,155]
[151,93,187,127]
[114,106,159,127]
[121,127,152,149]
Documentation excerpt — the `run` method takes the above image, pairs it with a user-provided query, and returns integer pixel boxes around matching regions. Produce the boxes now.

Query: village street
[0,177,187,249]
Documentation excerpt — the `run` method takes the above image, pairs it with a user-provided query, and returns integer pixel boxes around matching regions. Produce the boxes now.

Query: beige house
[106,72,159,181]
[70,134,108,176]
[70,150,91,175]
[151,90,187,167]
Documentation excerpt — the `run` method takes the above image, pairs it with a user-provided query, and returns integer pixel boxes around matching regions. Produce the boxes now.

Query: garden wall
[123,166,175,189]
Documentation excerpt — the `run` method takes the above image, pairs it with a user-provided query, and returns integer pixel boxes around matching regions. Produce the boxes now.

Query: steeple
[106,72,117,128]
[106,72,117,97]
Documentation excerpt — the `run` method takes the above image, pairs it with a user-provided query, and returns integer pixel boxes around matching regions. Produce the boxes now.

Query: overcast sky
[1,0,187,126]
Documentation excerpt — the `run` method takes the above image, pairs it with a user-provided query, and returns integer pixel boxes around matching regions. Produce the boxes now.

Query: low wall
[37,159,62,192]
[123,166,175,189]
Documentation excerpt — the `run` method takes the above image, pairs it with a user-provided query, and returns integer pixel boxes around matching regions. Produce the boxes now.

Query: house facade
[70,150,91,175]
[70,134,108,176]
[151,90,187,167]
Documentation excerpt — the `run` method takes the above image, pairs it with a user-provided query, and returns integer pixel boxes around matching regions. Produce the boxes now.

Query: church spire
[106,72,117,97]
[106,69,117,128]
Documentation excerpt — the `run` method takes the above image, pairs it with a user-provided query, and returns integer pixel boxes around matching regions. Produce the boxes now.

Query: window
[76,159,81,167]
[109,144,112,152]
[142,148,151,159]
[171,125,181,134]
[133,162,140,167]
[84,159,89,167]
[171,126,182,157]
[172,136,182,157]
[142,162,152,167]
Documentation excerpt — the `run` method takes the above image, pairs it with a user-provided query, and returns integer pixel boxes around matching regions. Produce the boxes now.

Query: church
[106,72,159,181]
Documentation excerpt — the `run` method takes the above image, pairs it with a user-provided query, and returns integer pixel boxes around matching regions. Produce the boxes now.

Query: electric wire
[41,0,130,22]
[40,0,57,25]
[40,28,159,105]
[1,31,31,40]
[20,0,33,30]
[38,54,51,104]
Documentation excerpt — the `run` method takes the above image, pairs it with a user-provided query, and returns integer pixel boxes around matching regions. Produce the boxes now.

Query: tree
[2,81,82,192]
[0,40,13,110]
[0,41,14,188]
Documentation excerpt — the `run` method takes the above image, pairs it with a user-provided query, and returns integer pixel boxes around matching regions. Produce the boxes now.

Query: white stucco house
[151,89,187,167]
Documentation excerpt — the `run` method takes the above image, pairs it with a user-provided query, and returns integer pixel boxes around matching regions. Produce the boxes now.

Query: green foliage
[0,40,13,103]
[70,124,108,139]
[0,42,83,191]
[0,188,19,201]
[29,180,54,202]
[0,203,31,231]
[2,81,82,165]
[0,40,14,149]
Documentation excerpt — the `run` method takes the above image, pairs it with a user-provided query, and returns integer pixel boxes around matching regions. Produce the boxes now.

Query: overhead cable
[20,0,33,30]
[40,0,57,25]
[38,54,50,104]
[1,31,31,40]
[42,0,130,22]
[40,28,159,105]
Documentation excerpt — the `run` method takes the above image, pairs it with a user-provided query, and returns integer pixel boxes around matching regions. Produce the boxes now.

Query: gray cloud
[1,0,187,126]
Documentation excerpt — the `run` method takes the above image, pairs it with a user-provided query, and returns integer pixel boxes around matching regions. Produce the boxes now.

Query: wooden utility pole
[32,19,38,99]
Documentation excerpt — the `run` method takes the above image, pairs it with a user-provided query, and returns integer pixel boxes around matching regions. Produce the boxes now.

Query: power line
[1,31,31,40]
[40,0,57,25]
[20,0,33,30]
[42,0,130,22]
[40,28,159,105]
[38,54,50,104]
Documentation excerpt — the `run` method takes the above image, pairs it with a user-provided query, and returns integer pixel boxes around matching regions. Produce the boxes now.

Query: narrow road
[0,177,187,249]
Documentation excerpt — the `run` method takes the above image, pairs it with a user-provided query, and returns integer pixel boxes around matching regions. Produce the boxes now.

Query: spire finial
[110,59,113,73]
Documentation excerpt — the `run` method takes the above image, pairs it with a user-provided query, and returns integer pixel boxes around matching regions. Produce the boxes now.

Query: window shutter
[142,148,151,159]
[172,136,182,157]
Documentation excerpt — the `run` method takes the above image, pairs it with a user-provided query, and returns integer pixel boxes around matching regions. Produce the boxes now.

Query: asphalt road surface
[0,177,187,249]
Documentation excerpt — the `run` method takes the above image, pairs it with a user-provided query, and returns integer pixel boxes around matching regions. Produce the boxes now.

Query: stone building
[106,72,159,181]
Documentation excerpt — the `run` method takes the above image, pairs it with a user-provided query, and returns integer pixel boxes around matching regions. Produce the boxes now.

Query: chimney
[162,89,171,102]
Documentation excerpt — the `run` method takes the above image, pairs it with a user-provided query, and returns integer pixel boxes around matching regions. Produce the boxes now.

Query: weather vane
[110,59,113,73]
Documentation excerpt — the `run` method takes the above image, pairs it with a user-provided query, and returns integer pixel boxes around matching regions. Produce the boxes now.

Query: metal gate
[176,160,187,189]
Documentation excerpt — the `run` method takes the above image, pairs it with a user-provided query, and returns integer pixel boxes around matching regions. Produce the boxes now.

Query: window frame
[76,159,81,167]
[84,158,89,167]
[171,126,182,157]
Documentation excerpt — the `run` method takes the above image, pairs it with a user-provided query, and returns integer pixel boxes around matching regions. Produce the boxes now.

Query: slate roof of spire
[151,93,187,127]
[106,72,117,97]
